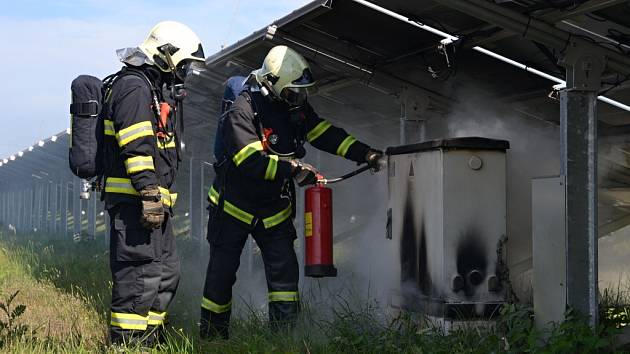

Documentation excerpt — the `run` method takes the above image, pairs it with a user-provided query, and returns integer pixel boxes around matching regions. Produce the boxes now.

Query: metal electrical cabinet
[386,137,509,319]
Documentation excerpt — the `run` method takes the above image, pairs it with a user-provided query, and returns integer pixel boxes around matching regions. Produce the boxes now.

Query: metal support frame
[61,181,68,236]
[37,183,43,232]
[87,190,96,239]
[200,161,213,245]
[539,0,627,23]
[73,177,81,236]
[52,182,59,235]
[189,157,201,241]
[27,188,33,232]
[45,181,51,234]
[560,46,604,327]
[436,0,630,76]
[20,189,26,232]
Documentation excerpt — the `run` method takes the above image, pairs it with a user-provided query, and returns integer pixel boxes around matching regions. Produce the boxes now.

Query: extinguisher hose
[317,164,372,184]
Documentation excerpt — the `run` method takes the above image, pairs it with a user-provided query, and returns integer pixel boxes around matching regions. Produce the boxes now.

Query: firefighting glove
[365,149,385,172]
[139,186,164,230]
[291,160,319,187]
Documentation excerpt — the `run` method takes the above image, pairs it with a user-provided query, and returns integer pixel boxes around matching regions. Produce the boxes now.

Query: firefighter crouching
[103,21,205,346]
[200,45,384,339]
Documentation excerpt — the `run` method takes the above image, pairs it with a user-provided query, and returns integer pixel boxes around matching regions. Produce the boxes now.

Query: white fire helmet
[253,45,315,106]
[139,21,206,80]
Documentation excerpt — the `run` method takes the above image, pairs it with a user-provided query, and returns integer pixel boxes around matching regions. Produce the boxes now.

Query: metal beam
[437,0,630,77]
[268,28,452,110]
[538,0,628,23]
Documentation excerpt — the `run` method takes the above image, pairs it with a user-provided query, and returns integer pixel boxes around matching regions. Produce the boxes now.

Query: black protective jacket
[102,66,180,212]
[210,90,370,229]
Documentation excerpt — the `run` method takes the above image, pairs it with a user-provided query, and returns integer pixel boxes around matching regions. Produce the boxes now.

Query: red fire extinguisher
[303,164,373,278]
[304,184,337,277]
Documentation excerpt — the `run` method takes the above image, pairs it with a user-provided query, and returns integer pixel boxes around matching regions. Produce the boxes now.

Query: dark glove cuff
[290,161,303,177]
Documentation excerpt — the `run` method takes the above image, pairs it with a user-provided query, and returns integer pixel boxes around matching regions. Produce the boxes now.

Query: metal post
[28,188,33,232]
[44,182,50,234]
[560,47,604,327]
[32,185,38,232]
[52,183,59,235]
[200,161,210,246]
[10,190,15,229]
[73,177,81,237]
[15,190,21,232]
[20,189,26,232]
[2,190,6,226]
[88,191,96,239]
[189,157,194,239]
[0,190,5,225]
[189,157,201,241]
[61,181,68,237]
[42,183,47,233]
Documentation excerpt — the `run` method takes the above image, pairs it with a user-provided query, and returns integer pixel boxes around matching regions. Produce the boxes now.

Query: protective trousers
[200,206,299,339]
[108,203,180,346]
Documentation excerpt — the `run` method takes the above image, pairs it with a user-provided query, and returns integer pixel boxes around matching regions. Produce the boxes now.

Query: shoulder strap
[109,67,161,119]
[241,89,264,141]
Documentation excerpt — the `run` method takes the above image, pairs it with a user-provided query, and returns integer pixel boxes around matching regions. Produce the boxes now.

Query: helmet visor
[281,87,308,107]
[175,60,207,81]
[290,68,315,87]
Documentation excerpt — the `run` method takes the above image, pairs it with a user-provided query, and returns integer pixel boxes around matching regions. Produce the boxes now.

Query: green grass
[0,228,626,353]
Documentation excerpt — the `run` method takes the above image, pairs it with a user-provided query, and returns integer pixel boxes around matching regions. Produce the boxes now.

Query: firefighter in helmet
[103,21,205,346]
[200,45,383,339]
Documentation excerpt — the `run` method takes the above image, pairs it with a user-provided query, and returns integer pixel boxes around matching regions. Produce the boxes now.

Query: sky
[0,0,311,158]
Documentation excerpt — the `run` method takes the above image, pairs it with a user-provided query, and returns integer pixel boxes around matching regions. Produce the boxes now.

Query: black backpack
[69,75,106,179]
[69,69,158,179]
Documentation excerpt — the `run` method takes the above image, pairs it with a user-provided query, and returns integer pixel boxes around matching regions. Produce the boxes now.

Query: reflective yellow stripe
[158,187,177,208]
[110,312,148,330]
[147,311,166,326]
[157,137,177,149]
[104,119,115,136]
[124,155,155,174]
[116,121,154,147]
[268,291,299,302]
[263,204,292,229]
[201,297,231,313]
[105,178,175,207]
[208,187,219,204]
[336,136,357,157]
[208,186,255,224]
[233,141,264,166]
[307,121,332,142]
[104,177,139,196]
[265,155,279,181]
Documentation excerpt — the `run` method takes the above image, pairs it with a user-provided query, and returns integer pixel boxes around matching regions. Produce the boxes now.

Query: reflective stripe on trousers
[110,312,149,331]
[268,291,299,302]
[147,311,167,326]
[201,296,232,313]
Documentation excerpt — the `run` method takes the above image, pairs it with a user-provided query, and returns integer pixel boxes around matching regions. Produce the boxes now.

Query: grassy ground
[0,239,105,351]
[0,228,627,353]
